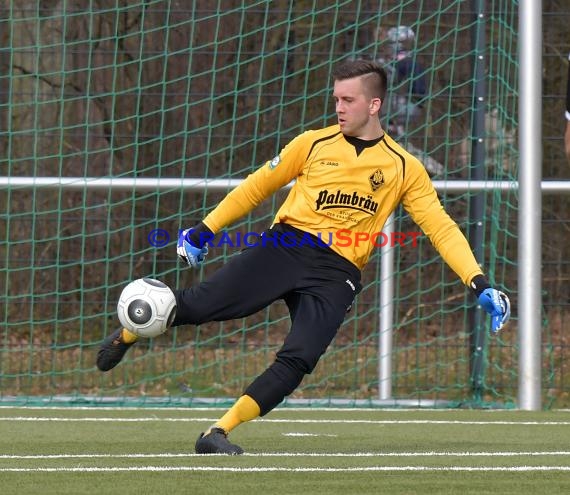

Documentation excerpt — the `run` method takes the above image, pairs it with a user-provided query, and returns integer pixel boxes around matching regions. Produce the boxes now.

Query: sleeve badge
[269,155,281,169]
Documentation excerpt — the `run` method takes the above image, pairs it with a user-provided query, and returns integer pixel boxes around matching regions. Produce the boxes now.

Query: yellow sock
[120,327,139,344]
[212,395,261,434]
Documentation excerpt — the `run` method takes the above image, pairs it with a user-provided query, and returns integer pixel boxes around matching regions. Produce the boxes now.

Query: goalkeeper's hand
[177,228,208,268]
[478,288,511,333]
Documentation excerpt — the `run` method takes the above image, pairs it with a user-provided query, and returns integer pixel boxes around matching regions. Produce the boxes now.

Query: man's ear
[370,98,382,114]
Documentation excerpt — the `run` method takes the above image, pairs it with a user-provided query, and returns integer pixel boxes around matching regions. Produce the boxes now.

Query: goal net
[0,1,521,408]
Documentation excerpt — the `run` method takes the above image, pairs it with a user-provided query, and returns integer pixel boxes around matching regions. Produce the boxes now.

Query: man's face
[333,77,379,137]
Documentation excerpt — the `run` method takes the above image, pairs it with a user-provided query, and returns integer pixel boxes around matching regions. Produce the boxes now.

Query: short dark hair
[332,59,387,100]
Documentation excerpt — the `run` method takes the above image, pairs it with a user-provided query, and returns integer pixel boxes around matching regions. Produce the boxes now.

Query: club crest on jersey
[369,169,384,191]
[269,155,281,169]
[315,189,378,215]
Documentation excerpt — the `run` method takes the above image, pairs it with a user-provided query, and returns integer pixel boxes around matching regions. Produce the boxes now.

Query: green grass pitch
[1,407,570,494]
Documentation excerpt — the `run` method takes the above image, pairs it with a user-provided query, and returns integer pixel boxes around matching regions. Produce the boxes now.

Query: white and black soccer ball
[117,278,177,338]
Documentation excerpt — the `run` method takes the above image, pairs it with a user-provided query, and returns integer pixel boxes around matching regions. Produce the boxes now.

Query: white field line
[3,406,570,414]
[0,406,483,412]
[1,405,569,418]
[3,451,570,474]
[2,451,570,459]
[283,433,338,437]
[2,466,570,473]
[2,417,570,426]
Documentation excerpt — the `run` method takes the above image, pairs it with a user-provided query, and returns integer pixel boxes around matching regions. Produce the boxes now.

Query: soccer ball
[117,278,177,338]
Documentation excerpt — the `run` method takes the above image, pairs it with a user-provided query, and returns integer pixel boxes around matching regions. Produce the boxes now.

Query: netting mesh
[0,1,526,407]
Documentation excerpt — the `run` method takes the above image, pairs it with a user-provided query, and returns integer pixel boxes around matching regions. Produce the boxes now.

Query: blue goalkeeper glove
[177,228,208,268]
[478,288,511,333]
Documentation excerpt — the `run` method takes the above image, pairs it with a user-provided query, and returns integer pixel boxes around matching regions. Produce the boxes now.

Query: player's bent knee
[277,348,324,375]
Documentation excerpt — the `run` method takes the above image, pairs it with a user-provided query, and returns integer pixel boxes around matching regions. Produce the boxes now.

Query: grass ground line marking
[2,451,570,459]
[2,466,570,473]
[3,417,570,426]
[0,406,518,412]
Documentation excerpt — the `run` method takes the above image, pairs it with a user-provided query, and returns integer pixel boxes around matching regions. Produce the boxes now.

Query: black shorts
[172,223,362,372]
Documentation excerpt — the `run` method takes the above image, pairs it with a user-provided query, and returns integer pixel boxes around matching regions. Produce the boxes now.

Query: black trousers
[172,223,362,415]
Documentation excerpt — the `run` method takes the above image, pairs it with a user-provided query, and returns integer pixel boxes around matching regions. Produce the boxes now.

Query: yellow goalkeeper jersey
[203,124,483,285]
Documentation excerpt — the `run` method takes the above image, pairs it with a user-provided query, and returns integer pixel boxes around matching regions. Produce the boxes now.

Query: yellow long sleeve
[202,125,483,284]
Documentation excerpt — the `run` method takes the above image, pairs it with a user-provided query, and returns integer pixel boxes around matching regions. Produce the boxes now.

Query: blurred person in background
[375,25,442,175]
[377,25,427,137]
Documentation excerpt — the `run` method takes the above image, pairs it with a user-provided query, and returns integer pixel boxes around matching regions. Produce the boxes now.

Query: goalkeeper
[97,59,511,455]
